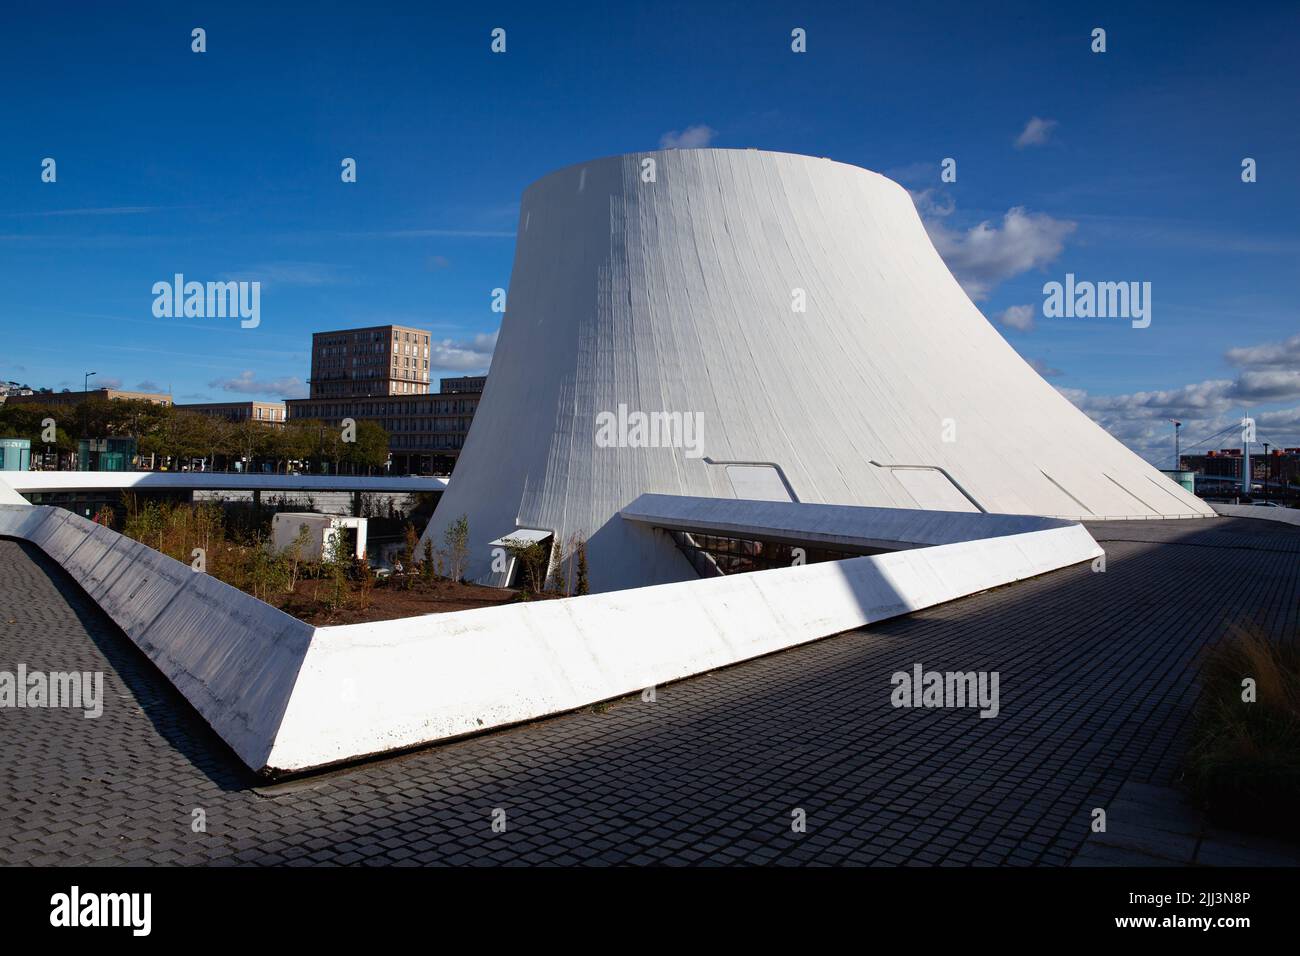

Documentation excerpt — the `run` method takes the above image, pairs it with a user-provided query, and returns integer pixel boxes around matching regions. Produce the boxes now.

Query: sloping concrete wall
[0,478,29,506]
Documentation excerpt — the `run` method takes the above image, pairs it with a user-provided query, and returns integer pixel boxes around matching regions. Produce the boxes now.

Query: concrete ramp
[0,503,313,774]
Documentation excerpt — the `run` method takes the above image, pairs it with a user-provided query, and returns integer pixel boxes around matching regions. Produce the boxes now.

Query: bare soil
[276,575,560,626]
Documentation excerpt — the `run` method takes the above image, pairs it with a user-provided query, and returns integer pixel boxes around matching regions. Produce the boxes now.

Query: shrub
[444,514,469,582]
[402,523,419,590]
[1183,628,1300,838]
[549,536,567,595]
[285,523,312,594]
[503,538,548,596]
[357,555,375,610]
[322,526,352,613]
[575,538,589,596]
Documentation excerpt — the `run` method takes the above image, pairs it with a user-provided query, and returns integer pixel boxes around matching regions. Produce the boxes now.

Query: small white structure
[271,513,368,561]
[485,528,554,588]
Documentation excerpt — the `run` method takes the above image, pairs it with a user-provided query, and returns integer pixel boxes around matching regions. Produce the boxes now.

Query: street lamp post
[79,369,97,470]
[1263,443,1270,504]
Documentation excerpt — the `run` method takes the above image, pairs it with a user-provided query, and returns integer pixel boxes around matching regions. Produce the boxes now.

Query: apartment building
[309,325,433,399]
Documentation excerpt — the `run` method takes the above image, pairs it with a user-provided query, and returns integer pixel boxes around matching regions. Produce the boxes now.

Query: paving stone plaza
[2,516,1297,866]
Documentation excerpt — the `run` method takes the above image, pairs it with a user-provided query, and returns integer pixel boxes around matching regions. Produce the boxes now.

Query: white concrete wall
[1211,503,1300,526]
[422,148,1211,594]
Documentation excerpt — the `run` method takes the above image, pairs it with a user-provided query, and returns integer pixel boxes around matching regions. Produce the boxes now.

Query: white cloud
[1258,405,1300,430]
[998,304,1037,332]
[431,331,498,372]
[347,228,515,239]
[1026,356,1062,378]
[1014,116,1058,149]
[1235,369,1300,402]
[2,206,161,218]
[1055,365,1300,465]
[208,371,308,399]
[219,261,345,289]
[659,124,717,149]
[1225,332,1300,370]
[925,206,1076,300]
[1071,379,1238,416]
[910,188,955,219]
[884,161,939,186]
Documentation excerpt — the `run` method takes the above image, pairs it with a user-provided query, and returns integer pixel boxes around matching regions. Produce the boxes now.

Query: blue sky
[2,1,1297,465]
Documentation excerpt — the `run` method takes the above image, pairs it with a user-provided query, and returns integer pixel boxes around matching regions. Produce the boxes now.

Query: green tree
[268,421,312,474]
[0,401,74,464]
[113,398,171,444]
[74,397,117,440]
[344,420,391,474]
[197,415,233,471]
[166,411,216,466]
[229,418,272,471]
[311,421,343,474]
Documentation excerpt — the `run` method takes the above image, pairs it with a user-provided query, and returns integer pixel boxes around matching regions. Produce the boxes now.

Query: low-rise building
[287,378,483,475]
[174,400,287,425]
[6,388,173,408]
[0,438,31,470]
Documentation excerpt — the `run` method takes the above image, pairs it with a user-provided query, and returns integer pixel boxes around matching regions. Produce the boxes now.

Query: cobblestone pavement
[1,516,1297,866]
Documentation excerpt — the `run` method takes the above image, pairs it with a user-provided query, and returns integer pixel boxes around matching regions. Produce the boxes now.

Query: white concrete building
[423,148,1211,593]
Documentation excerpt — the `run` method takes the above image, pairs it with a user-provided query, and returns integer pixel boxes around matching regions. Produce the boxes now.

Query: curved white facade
[424,148,1211,592]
